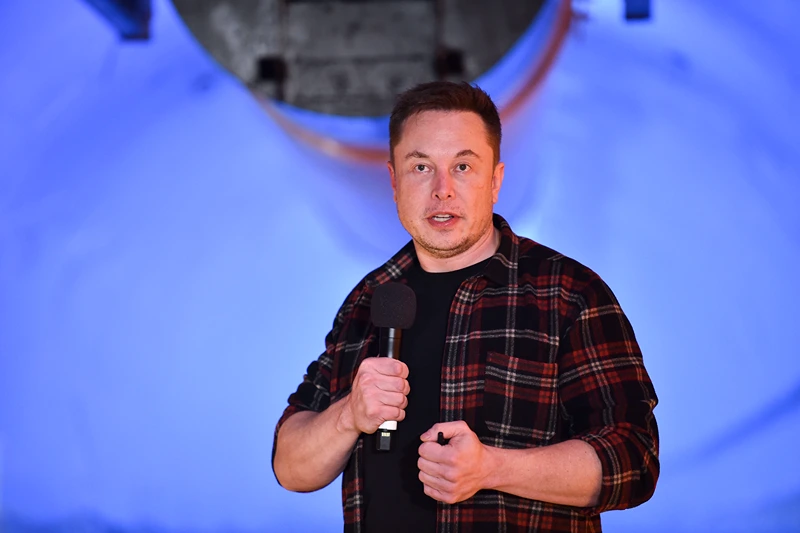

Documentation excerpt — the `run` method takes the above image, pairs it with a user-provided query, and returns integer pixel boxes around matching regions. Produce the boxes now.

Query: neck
[416,227,500,273]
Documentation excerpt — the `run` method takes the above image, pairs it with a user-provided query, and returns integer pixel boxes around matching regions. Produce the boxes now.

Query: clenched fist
[339,357,410,435]
[418,421,493,504]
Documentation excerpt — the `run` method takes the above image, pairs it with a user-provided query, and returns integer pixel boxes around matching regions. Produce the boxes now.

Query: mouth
[430,214,456,222]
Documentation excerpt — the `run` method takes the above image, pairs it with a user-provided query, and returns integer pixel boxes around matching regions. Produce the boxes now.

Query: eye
[415,164,428,172]
[456,163,470,172]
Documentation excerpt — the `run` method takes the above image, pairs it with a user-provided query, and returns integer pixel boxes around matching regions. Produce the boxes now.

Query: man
[272,81,659,532]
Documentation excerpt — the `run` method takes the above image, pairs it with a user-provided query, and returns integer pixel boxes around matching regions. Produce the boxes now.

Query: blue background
[1,0,798,531]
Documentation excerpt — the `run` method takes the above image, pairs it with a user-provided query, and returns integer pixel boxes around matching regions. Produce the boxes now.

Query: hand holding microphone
[338,282,416,448]
[370,282,416,451]
[342,356,409,431]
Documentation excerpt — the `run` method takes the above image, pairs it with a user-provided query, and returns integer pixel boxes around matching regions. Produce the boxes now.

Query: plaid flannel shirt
[274,214,659,532]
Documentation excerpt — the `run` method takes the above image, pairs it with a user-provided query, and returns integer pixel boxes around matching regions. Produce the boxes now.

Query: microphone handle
[384,327,402,359]
[376,327,402,450]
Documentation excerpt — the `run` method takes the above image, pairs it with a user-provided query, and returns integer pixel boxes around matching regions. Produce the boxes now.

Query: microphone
[370,282,416,452]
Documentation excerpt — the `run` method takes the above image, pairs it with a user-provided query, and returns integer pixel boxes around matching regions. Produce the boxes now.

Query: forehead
[396,110,493,154]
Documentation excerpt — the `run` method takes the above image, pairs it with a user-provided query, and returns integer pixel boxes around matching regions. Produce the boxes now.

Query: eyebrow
[404,149,481,160]
[455,149,480,159]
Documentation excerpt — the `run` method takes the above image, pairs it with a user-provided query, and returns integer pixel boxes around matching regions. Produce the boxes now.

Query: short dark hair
[389,81,502,164]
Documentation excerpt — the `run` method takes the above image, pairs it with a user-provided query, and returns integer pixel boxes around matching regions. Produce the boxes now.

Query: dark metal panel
[82,0,152,39]
[170,0,545,115]
[625,0,651,20]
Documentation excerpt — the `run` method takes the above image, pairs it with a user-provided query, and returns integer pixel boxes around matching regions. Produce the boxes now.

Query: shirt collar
[483,213,518,287]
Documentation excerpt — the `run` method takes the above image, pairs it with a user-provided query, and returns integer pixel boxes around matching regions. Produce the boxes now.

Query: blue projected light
[0,0,798,532]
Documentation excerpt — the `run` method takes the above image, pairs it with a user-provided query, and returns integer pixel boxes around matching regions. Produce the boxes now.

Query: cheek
[393,193,416,221]
[396,186,422,208]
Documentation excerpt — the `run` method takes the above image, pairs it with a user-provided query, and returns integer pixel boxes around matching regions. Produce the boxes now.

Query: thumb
[420,424,442,443]
[421,421,468,442]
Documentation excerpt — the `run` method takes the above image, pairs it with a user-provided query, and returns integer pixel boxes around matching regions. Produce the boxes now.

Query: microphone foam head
[371,282,416,329]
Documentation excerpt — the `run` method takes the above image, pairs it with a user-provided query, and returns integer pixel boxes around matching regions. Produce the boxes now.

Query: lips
[426,212,460,228]
[428,210,459,220]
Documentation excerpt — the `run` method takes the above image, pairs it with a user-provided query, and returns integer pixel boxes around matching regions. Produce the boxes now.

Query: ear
[491,162,505,204]
[387,160,398,203]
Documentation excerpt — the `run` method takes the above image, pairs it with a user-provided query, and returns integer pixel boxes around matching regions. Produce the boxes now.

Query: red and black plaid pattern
[274,215,659,532]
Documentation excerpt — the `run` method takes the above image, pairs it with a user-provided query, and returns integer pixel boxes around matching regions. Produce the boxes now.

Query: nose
[432,169,455,201]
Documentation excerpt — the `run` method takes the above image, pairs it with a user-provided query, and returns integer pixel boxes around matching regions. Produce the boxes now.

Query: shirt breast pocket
[481,351,559,447]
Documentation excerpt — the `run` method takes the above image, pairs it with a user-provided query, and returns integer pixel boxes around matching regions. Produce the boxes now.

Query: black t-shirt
[363,258,490,533]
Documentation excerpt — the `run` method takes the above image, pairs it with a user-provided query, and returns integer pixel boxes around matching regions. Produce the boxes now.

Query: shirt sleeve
[557,275,660,514]
[270,285,362,482]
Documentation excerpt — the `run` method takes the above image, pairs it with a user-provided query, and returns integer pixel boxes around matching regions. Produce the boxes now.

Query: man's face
[388,110,504,263]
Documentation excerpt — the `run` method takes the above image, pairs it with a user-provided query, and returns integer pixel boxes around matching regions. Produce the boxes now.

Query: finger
[388,402,407,422]
[356,370,408,396]
[377,390,408,409]
[419,472,456,501]
[419,469,446,490]
[417,456,450,481]
[422,483,451,503]
[374,376,410,394]
[373,358,408,378]
[418,441,449,464]
[422,482,445,502]
[364,407,405,430]
[357,357,401,378]
[395,360,409,378]
[381,406,405,423]
[363,392,406,418]
[372,406,405,424]
[420,424,441,443]
[361,385,406,408]
[421,420,467,442]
